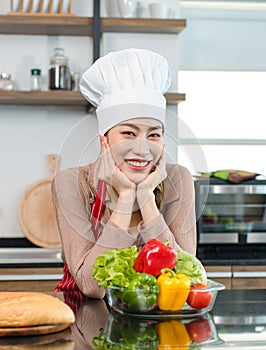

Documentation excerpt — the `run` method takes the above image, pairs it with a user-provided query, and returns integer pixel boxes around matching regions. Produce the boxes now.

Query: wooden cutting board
[0,323,71,338]
[18,154,61,248]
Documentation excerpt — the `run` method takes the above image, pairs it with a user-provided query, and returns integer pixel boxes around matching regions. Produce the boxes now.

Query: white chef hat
[80,48,171,135]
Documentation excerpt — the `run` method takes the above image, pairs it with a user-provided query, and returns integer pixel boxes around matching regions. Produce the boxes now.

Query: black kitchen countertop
[0,289,265,349]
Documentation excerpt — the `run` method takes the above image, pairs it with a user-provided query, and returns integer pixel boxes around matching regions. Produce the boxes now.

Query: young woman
[52,48,196,299]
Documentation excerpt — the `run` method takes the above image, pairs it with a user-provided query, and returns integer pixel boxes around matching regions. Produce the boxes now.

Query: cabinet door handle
[233,271,266,278]
[0,274,63,281]
[207,272,232,278]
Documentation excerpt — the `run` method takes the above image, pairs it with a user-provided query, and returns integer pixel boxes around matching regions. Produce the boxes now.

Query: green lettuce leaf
[92,245,138,289]
[174,250,207,286]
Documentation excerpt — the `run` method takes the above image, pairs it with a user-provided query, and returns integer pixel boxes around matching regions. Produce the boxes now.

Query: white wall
[177,1,266,176]
[180,2,266,71]
[0,0,181,238]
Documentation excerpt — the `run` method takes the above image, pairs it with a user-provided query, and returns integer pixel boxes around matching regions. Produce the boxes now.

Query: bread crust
[0,293,75,327]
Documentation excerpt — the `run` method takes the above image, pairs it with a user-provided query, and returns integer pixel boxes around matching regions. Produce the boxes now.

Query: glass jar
[30,68,42,91]
[48,48,71,90]
[71,72,80,91]
[0,73,15,91]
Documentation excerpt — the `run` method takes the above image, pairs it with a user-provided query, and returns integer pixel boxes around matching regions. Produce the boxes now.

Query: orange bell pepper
[155,320,191,349]
[156,269,191,311]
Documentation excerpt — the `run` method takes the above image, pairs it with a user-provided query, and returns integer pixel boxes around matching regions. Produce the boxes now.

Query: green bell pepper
[121,273,159,311]
[92,314,159,350]
[121,319,159,349]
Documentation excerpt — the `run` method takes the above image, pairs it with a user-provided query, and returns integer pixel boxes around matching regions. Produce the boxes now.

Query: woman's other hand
[137,146,166,195]
[136,147,166,221]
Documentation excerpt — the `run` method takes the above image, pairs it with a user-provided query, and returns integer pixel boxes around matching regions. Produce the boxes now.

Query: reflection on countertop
[210,290,266,349]
[0,290,265,349]
[70,289,266,349]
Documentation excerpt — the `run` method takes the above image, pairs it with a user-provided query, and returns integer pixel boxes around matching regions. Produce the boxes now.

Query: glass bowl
[106,279,225,318]
[93,311,223,349]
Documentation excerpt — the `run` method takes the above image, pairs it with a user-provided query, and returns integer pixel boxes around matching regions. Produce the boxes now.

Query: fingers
[100,135,108,154]
[137,147,166,193]
[98,135,114,183]
[99,135,112,165]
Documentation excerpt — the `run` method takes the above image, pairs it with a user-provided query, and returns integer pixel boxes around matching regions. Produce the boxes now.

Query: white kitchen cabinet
[205,265,232,289]
[232,265,266,289]
[205,265,266,290]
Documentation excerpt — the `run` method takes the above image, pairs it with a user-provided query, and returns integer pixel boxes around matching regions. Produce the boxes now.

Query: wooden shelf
[0,15,186,36]
[0,91,87,106]
[101,18,186,34]
[0,15,93,36]
[166,92,186,104]
[0,15,185,106]
[0,91,185,106]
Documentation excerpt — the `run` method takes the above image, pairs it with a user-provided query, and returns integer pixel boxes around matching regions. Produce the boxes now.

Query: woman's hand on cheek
[98,136,136,198]
[137,147,167,198]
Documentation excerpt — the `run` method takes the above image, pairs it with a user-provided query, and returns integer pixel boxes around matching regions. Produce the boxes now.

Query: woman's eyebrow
[119,123,139,130]
[149,125,163,131]
[119,123,162,131]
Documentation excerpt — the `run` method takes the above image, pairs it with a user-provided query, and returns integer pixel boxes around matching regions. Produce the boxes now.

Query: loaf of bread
[0,293,75,327]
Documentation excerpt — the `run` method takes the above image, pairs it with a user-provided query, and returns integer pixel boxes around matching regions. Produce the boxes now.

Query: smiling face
[106,118,164,184]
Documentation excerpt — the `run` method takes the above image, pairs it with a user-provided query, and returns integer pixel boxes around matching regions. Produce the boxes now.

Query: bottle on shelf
[30,68,42,91]
[71,72,80,91]
[48,48,71,90]
[0,73,15,91]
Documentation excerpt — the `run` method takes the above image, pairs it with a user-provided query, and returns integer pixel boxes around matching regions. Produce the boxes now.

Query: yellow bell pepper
[156,269,191,311]
[155,320,191,349]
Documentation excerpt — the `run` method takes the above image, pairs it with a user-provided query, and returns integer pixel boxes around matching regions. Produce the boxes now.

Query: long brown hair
[154,182,164,211]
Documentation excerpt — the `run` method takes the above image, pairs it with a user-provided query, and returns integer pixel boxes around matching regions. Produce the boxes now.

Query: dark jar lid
[31,68,41,76]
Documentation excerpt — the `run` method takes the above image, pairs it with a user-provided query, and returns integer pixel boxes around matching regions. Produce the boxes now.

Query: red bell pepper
[134,239,177,277]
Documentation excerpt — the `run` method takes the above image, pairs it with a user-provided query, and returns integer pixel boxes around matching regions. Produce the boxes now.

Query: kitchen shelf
[0,14,185,105]
[0,15,186,106]
[166,92,186,104]
[0,15,186,36]
[0,91,185,106]
[0,91,86,106]
[101,18,186,34]
[0,15,93,36]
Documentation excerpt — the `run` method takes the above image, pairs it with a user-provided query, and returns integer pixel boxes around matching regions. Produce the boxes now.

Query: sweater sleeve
[52,164,196,299]
[52,167,138,298]
[51,168,105,298]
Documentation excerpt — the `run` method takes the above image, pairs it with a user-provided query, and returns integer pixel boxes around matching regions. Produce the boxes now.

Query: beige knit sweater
[52,160,196,299]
